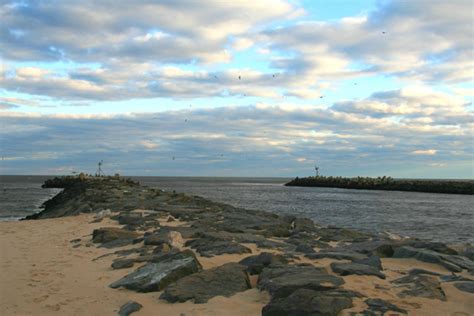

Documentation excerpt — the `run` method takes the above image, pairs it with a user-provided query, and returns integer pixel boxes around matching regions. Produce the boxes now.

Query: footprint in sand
[45,303,61,311]
[33,295,49,303]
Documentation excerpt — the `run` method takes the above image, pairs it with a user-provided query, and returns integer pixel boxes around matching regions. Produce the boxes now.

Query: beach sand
[1,214,473,315]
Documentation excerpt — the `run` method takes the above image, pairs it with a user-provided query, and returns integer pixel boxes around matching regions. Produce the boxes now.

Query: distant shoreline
[285,176,474,195]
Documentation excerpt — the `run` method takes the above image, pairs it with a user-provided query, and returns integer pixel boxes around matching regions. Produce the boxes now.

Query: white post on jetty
[96,160,104,177]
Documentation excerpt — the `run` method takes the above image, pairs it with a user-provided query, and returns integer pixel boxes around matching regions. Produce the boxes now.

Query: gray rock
[160,263,251,303]
[352,256,383,271]
[99,238,136,248]
[295,243,316,254]
[462,247,474,261]
[393,246,440,263]
[341,240,397,258]
[364,298,407,314]
[409,268,441,276]
[262,288,354,316]
[118,213,144,226]
[392,274,446,300]
[258,265,344,299]
[239,252,288,275]
[454,281,474,293]
[306,251,367,261]
[393,246,474,272]
[118,301,142,316]
[331,262,385,279]
[185,238,251,257]
[92,227,140,243]
[110,250,201,292]
[143,232,168,246]
[409,241,458,255]
[111,258,135,269]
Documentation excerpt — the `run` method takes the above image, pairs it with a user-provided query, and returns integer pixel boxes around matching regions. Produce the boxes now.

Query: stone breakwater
[285,176,474,195]
[27,176,474,315]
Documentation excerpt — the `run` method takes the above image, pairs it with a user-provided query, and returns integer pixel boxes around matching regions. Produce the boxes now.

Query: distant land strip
[285,176,474,195]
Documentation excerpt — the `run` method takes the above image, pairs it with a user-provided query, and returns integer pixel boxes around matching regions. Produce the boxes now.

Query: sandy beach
[1,212,473,316]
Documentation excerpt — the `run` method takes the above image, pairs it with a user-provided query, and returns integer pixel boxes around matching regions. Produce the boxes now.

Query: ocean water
[1,175,473,244]
[0,175,63,221]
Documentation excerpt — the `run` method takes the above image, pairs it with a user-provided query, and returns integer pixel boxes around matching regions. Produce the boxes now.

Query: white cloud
[412,149,437,155]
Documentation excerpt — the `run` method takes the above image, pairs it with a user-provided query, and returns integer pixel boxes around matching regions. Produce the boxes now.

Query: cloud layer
[1,87,472,177]
[1,0,473,177]
[1,0,472,101]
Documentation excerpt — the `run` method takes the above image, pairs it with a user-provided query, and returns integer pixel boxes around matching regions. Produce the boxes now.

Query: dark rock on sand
[110,250,201,292]
[364,298,407,314]
[118,301,142,316]
[239,252,288,275]
[352,256,383,271]
[392,274,446,300]
[111,258,135,269]
[295,243,316,254]
[185,238,251,257]
[409,241,458,255]
[340,240,397,258]
[118,213,144,226]
[258,265,344,299]
[306,251,367,261]
[331,262,385,279]
[462,247,474,261]
[92,227,140,244]
[143,231,169,246]
[262,288,354,316]
[393,246,474,272]
[454,281,474,293]
[440,275,472,282]
[408,268,441,276]
[160,263,251,303]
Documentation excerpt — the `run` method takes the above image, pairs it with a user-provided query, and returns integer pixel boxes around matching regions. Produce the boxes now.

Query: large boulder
[258,265,344,299]
[262,288,354,316]
[92,227,140,243]
[110,250,201,292]
[392,274,446,301]
[393,246,474,272]
[239,252,288,275]
[160,263,251,303]
[352,256,383,270]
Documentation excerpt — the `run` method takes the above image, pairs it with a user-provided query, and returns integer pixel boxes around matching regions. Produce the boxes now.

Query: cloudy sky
[1,0,473,178]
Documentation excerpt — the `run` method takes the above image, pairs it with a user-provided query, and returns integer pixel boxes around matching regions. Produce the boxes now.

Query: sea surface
[1,175,473,244]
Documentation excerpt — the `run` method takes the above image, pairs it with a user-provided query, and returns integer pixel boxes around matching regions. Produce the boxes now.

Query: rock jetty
[25,176,474,315]
[285,176,474,195]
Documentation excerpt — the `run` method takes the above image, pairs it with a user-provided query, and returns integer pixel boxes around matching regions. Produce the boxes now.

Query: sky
[1,0,473,178]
